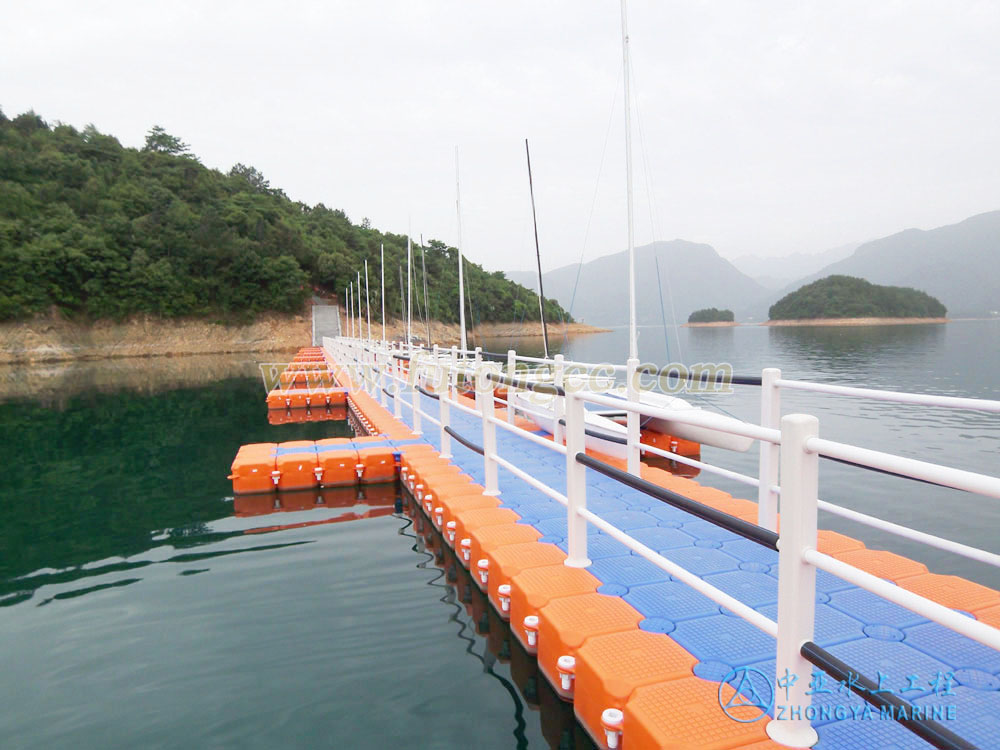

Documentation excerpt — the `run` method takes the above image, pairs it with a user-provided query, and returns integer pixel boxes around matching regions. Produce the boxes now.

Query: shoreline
[367,316,609,345]
[762,317,950,327]
[0,312,310,364]
[683,321,739,328]
[0,312,609,364]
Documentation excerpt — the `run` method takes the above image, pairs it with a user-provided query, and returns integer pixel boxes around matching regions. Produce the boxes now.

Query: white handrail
[816,498,1000,568]
[578,506,778,637]
[491,452,568,506]
[486,414,567,455]
[776,377,1000,413]
[639,442,760,488]
[805,548,1000,651]
[578,390,780,444]
[807,436,1000,499]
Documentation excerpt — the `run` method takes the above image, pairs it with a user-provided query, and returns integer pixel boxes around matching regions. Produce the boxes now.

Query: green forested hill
[768,275,947,320]
[0,109,570,325]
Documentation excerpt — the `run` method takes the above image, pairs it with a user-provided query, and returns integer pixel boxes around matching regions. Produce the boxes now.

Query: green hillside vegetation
[0,109,570,326]
[769,275,947,320]
[688,307,734,323]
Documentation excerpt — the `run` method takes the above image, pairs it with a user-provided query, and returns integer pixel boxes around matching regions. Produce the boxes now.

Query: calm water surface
[2,321,999,748]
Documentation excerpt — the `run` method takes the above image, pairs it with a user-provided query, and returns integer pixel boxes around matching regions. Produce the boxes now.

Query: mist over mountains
[506,240,768,326]
[508,210,999,324]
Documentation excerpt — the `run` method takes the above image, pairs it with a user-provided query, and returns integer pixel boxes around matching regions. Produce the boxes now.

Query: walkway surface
[351,371,1000,749]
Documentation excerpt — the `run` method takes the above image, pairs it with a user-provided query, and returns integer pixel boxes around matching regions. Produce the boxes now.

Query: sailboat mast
[364,259,371,340]
[380,243,386,342]
[348,282,354,338]
[455,147,468,352]
[420,233,431,345]
[398,265,405,339]
[356,271,363,342]
[524,138,550,359]
[406,233,413,346]
[621,0,637,361]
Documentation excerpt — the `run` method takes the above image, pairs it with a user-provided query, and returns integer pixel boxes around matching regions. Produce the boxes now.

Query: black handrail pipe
[487,371,565,397]
[801,641,976,750]
[416,385,441,401]
[444,426,484,456]
[575,452,778,549]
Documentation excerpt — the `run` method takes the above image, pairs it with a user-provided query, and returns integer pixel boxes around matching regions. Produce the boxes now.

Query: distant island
[686,307,736,327]
[767,275,948,325]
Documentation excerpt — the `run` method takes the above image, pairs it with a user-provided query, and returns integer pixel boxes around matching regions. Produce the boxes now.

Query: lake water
[2,321,998,748]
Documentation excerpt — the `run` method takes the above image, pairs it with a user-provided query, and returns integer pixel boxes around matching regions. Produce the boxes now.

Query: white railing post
[439,360,452,460]
[564,388,591,567]
[553,354,565,445]
[757,368,781,531]
[766,413,819,748]
[478,366,499,496]
[412,368,422,436]
[506,349,516,424]
[626,357,641,475]
[377,350,386,407]
[393,355,402,419]
[450,346,459,401]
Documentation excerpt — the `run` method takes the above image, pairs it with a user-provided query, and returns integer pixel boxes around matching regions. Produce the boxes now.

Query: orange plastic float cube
[229,443,278,494]
[452,507,523,568]
[832,548,928,581]
[535,593,642,701]
[485,541,567,617]
[624,676,772,749]
[467,523,541,587]
[816,529,865,555]
[573,629,696,746]
[274,444,320,491]
[898,573,1000,611]
[355,446,396,484]
[414,470,474,505]
[435,492,502,544]
[509,564,601,653]
[317,447,359,487]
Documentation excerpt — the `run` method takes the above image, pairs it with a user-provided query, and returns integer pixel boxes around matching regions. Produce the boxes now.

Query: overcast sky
[3,1,999,272]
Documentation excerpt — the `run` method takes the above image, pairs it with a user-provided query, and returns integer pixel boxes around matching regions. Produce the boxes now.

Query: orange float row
[387,443,781,749]
[228,436,405,494]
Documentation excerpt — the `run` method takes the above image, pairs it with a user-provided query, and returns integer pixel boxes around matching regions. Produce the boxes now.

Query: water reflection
[400,492,598,749]
[0,376,354,585]
[0,353,271,405]
[767,323,946,377]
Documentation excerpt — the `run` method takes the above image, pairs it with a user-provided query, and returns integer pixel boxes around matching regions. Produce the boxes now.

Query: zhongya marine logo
[719,667,774,723]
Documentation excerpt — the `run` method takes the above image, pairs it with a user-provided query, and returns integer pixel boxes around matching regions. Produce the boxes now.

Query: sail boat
[509,0,753,457]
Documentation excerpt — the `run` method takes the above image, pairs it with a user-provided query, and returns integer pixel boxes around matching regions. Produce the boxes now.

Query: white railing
[324,335,999,750]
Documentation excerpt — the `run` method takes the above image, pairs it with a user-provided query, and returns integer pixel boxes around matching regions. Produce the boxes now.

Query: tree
[229,163,270,193]
[143,125,190,155]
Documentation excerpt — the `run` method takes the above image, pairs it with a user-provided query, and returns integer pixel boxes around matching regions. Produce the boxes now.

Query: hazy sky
[3,1,999,272]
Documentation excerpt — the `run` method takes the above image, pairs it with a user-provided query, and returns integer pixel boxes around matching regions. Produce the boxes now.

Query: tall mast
[420,233,431,345]
[364,259,371,340]
[406,233,413,346]
[380,243,386,342]
[357,271,362,340]
[621,0,637,361]
[398,265,405,340]
[348,282,354,338]
[525,138,550,359]
[455,147,468,352]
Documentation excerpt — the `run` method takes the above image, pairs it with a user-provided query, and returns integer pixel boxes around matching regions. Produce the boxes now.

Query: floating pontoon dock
[231,342,1000,749]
